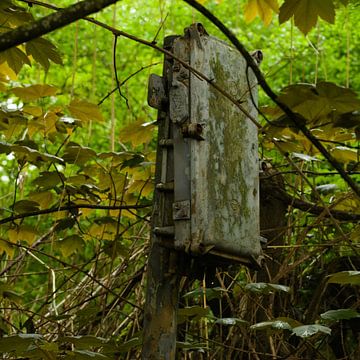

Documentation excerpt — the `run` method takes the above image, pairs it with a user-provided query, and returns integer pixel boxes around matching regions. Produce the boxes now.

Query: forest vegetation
[0,0,359,359]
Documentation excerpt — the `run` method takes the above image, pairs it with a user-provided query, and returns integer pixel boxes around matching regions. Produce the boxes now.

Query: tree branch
[0,203,151,225]
[0,0,120,51]
[182,0,360,198]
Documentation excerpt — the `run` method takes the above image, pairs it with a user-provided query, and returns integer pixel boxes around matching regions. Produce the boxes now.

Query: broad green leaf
[292,152,320,162]
[58,235,84,257]
[119,120,156,147]
[327,271,360,285]
[0,283,22,303]
[54,218,76,232]
[315,184,338,194]
[68,99,104,123]
[245,282,290,294]
[33,171,66,188]
[0,71,9,91]
[28,191,53,209]
[292,324,331,338]
[333,112,360,128]
[69,349,110,359]
[11,144,64,165]
[116,337,142,353]
[244,0,279,26]
[23,105,43,117]
[330,146,357,164]
[0,334,43,353]
[183,287,227,301]
[320,308,360,321]
[63,144,96,165]
[250,320,292,331]
[0,47,31,74]
[8,225,37,245]
[0,239,15,258]
[279,0,335,35]
[25,38,63,71]
[12,84,58,101]
[178,306,211,324]
[13,199,40,213]
[215,318,248,326]
[62,335,108,349]
[316,82,360,114]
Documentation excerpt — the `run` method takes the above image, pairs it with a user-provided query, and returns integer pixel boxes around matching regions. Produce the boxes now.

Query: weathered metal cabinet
[150,23,261,265]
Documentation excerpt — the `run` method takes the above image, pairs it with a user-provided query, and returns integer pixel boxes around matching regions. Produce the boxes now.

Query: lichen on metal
[171,24,260,259]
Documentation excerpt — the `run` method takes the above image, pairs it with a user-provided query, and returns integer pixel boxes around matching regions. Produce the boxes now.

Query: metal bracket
[148,74,167,110]
[173,200,191,220]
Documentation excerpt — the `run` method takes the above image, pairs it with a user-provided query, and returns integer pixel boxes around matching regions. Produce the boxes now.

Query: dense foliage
[0,0,359,359]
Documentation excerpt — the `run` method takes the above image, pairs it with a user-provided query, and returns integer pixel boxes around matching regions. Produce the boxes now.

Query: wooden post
[142,36,180,360]
[142,24,261,359]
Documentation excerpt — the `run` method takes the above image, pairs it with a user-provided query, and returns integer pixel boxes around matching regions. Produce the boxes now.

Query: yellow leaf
[68,99,104,123]
[43,111,59,135]
[244,0,279,26]
[23,105,43,117]
[12,84,58,101]
[0,62,17,80]
[0,239,15,258]
[119,119,156,147]
[58,235,84,257]
[8,225,38,245]
[330,146,357,164]
[29,191,53,209]
[0,47,31,74]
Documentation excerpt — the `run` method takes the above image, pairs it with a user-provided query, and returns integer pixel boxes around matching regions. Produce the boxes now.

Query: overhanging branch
[182,0,360,198]
[0,203,150,225]
[0,0,120,51]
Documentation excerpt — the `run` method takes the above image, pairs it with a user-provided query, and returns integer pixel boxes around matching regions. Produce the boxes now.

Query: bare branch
[0,0,120,51]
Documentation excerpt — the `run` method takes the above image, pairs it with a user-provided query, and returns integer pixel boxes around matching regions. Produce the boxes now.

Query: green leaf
[63,144,96,165]
[327,271,360,285]
[33,171,66,188]
[279,0,335,35]
[116,337,142,353]
[0,283,23,303]
[8,225,38,245]
[58,235,84,257]
[13,199,40,213]
[245,282,290,294]
[12,84,58,101]
[250,320,292,331]
[119,120,156,147]
[183,287,227,301]
[320,308,360,321]
[25,38,63,71]
[0,334,43,353]
[69,349,110,359]
[0,47,31,74]
[68,99,104,123]
[330,146,358,164]
[316,82,360,114]
[292,324,331,338]
[215,318,248,326]
[62,336,108,349]
[178,306,211,324]
[292,152,320,162]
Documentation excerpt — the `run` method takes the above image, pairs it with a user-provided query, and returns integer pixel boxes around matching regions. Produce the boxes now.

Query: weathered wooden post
[142,24,262,359]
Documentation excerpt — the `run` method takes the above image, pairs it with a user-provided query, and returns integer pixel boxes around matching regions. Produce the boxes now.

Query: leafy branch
[182,0,360,198]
